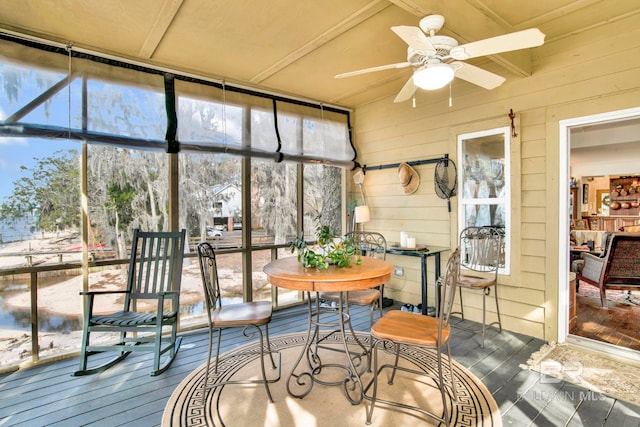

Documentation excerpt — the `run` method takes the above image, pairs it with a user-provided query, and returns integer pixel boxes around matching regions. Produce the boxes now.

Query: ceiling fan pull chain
[412,95,416,108]
[449,82,453,107]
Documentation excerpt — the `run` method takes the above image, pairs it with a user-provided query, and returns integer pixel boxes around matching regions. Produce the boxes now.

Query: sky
[0,137,79,203]
[0,63,148,204]
[1,63,75,203]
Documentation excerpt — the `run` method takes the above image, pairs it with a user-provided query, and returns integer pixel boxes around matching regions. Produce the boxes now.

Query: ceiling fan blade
[453,62,505,90]
[391,26,435,53]
[335,62,412,78]
[394,76,417,103]
[452,28,545,59]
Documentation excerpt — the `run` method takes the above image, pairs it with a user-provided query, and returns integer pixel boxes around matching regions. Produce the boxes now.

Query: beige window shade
[0,34,355,168]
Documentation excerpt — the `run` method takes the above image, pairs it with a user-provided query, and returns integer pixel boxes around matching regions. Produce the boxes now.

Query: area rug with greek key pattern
[162,332,501,426]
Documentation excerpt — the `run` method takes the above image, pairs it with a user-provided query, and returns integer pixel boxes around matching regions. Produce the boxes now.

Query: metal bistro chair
[364,248,461,426]
[74,229,186,376]
[196,242,281,402]
[319,231,387,327]
[454,226,503,347]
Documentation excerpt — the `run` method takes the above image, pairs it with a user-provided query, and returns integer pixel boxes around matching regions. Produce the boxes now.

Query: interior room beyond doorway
[568,113,640,354]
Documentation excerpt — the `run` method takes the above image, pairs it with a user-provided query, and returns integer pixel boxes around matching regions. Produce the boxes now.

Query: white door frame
[558,106,640,359]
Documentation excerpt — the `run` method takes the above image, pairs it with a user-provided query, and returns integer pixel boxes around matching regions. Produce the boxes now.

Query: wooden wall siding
[350,13,640,341]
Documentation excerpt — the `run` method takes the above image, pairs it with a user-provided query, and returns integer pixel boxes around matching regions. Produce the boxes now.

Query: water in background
[0,274,207,333]
[0,215,39,244]
[0,275,83,332]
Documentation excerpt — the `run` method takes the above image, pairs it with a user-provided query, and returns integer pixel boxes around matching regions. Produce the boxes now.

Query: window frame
[457,126,511,274]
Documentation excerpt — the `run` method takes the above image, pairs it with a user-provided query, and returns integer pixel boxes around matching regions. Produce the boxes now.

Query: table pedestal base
[287,291,370,404]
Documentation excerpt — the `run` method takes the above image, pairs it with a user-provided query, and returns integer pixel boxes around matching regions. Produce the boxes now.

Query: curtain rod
[357,154,448,174]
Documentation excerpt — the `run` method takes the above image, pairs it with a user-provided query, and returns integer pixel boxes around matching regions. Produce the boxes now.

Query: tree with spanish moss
[1,149,80,232]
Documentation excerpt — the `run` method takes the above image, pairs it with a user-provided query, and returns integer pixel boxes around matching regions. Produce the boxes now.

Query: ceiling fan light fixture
[413,64,454,90]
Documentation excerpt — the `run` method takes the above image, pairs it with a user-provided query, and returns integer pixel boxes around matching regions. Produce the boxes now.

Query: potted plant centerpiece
[289,220,361,269]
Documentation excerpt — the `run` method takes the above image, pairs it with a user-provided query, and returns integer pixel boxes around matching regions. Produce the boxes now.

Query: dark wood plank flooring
[1,302,639,426]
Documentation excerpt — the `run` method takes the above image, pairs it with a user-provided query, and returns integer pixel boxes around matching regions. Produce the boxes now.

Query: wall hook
[509,109,518,138]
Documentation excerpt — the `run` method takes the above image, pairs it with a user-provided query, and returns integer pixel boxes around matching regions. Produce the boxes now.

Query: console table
[387,245,450,316]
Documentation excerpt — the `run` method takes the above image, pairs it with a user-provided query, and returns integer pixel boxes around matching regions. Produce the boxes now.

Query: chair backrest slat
[140,234,153,294]
[154,235,170,293]
[125,229,186,310]
[152,237,162,293]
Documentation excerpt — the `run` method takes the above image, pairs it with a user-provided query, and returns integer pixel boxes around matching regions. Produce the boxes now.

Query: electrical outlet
[393,267,404,277]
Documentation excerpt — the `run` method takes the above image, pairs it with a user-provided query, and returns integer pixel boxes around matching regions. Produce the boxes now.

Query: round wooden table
[264,255,393,292]
[264,256,393,403]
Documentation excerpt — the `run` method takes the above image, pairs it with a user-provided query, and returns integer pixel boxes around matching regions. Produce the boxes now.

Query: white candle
[406,237,416,249]
[400,231,408,247]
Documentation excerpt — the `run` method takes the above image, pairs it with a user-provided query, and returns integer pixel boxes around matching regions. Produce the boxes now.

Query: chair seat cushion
[320,289,380,305]
[91,310,176,326]
[371,310,448,346]
[458,274,496,289]
[212,301,272,326]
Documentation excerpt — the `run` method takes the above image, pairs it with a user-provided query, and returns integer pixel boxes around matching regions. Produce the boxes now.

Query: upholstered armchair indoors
[572,232,640,306]
[571,232,613,291]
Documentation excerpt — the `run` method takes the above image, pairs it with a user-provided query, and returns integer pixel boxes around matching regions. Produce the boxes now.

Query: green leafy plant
[289,219,361,269]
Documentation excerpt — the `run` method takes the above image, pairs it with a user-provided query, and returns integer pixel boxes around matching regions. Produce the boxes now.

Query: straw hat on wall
[398,163,420,195]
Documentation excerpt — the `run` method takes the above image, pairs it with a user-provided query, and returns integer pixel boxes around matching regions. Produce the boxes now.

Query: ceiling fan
[335,15,545,103]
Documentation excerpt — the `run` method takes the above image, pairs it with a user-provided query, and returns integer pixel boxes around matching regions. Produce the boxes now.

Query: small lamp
[354,205,370,224]
[352,171,370,232]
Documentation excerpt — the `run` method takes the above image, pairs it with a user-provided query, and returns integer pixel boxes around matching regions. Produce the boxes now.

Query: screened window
[178,96,242,146]
[303,116,352,160]
[88,145,169,257]
[303,164,342,239]
[87,81,166,139]
[0,33,352,367]
[251,159,297,245]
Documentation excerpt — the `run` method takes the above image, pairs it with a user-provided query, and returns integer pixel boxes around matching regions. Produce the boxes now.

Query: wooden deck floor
[1,302,639,426]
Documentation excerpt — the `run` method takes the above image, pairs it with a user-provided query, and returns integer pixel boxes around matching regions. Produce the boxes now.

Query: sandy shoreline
[0,232,77,265]
[3,264,205,315]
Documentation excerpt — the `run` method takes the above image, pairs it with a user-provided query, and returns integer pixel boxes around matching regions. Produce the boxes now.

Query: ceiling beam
[138,0,184,59]
[388,0,534,77]
[250,0,391,84]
